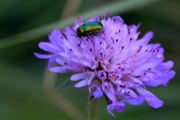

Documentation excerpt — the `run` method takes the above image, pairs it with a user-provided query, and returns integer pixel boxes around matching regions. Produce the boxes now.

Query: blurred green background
[0,0,180,120]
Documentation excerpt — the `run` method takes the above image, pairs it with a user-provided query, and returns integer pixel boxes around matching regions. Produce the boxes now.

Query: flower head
[35,13,175,116]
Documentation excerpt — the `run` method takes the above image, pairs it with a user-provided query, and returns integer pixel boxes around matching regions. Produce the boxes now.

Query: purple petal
[124,89,138,98]
[112,16,124,23]
[139,31,153,45]
[74,80,88,88]
[114,105,125,112]
[107,103,125,117]
[49,67,72,73]
[163,70,176,82]
[34,14,176,115]
[147,96,163,108]
[56,58,65,65]
[129,76,143,85]
[93,87,103,98]
[38,42,60,53]
[143,78,168,87]
[102,83,116,102]
[98,70,107,81]
[141,70,175,87]
[124,96,145,105]
[59,52,70,58]
[47,57,56,67]
[107,104,115,117]
[49,29,61,44]
[70,73,88,81]
[140,56,164,71]
[136,87,163,108]
[156,61,174,71]
[34,53,52,59]
[81,60,93,68]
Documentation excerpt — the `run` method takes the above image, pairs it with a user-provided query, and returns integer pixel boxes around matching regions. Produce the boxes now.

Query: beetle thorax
[77,26,85,37]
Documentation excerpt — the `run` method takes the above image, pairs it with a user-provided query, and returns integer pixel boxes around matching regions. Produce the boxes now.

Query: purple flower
[35,13,175,116]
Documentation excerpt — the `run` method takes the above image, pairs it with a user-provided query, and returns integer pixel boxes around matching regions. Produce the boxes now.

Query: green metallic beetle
[76,21,104,38]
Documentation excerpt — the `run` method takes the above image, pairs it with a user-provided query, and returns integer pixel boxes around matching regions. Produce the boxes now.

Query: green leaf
[0,0,160,48]
[88,95,94,102]
[103,93,112,105]
[58,79,75,90]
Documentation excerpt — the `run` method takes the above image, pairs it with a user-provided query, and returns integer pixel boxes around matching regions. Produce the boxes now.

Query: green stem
[88,98,99,120]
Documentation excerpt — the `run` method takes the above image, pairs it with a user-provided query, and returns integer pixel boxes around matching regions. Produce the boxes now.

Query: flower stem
[88,98,99,120]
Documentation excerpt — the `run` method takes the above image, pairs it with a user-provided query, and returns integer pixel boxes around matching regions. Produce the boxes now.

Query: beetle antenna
[100,35,105,40]
[103,12,109,20]
[79,39,83,45]
[78,16,83,24]
[71,34,78,37]
[96,15,101,22]
[87,36,95,45]
[71,28,78,37]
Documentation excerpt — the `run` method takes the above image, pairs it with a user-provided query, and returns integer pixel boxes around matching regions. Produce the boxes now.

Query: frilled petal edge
[124,96,145,105]
[34,53,52,59]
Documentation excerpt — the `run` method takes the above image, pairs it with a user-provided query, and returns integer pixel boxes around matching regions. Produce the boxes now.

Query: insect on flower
[72,18,105,44]
[35,12,175,117]
[76,21,104,38]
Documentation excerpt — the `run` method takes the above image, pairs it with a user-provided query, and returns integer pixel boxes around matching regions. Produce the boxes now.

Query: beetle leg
[87,36,95,45]
[79,38,83,45]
